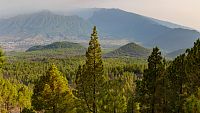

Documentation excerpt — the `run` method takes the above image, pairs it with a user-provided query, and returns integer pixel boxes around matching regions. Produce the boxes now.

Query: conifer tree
[0,76,5,112]
[138,47,164,113]
[167,54,187,113]
[100,75,127,113]
[1,79,18,112]
[17,85,32,112]
[0,48,5,71]
[32,64,74,113]
[0,48,4,111]
[184,88,200,113]
[185,39,200,94]
[75,26,104,113]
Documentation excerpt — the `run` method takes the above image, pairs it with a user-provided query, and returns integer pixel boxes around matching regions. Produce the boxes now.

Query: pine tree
[17,85,32,112]
[185,39,200,94]
[0,76,5,112]
[1,79,18,112]
[178,39,200,113]
[183,88,200,113]
[32,64,74,113]
[167,54,187,113]
[0,48,5,71]
[0,48,4,111]
[75,26,104,113]
[138,47,164,113]
[100,74,127,113]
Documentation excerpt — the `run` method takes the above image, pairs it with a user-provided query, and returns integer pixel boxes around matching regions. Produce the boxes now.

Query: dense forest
[0,26,200,113]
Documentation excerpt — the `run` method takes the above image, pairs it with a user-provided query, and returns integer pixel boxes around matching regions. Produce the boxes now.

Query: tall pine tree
[0,48,5,75]
[75,26,104,113]
[185,39,200,94]
[167,54,187,113]
[138,47,165,113]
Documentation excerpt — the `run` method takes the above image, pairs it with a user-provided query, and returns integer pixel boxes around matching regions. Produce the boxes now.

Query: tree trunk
[151,64,158,113]
[114,102,116,113]
[53,105,56,113]
[131,98,134,113]
[93,45,97,113]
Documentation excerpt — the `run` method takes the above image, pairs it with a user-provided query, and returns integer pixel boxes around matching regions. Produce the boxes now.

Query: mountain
[150,18,191,29]
[88,8,200,51]
[89,9,171,42]
[104,42,151,58]
[0,11,93,39]
[0,8,199,52]
[26,41,85,52]
[166,48,186,59]
[152,28,200,52]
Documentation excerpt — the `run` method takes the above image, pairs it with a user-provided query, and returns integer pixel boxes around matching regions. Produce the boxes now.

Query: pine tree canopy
[32,64,74,113]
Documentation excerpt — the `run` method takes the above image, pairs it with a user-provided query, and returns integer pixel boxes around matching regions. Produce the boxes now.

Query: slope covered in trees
[0,49,32,113]
[26,41,85,52]
[136,39,200,113]
[104,42,151,58]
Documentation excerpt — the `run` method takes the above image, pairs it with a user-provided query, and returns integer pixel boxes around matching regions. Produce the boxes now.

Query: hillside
[152,28,200,52]
[166,48,186,59]
[89,9,170,42]
[26,41,85,52]
[88,9,200,51]
[104,42,151,58]
[0,11,93,39]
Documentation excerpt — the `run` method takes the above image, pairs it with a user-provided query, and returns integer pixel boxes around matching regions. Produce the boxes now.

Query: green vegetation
[104,42,151,58]
[0,49,32,113]
[138,47,166,113]
[26,41,85,52]
[32,64,74,112]
[75,26,104,113]
[1,26,200,113]
[136,39,200,113]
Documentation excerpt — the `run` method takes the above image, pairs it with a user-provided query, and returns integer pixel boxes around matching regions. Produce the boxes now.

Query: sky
[0,0,199,31]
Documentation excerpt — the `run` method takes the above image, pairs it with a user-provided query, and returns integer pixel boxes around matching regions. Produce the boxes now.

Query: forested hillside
[0,26,200,113]
[104,42,151,58]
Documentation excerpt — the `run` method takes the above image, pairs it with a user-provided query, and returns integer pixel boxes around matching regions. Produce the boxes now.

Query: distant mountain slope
[0,11,93,39]
[166,48,186,59]
[88,9,200,51]
[26,41,85,52]
[150,18,191,29]
[0,8,199,52]
[104,42,151,58]
[89,9,171,43]
[152,28,200,52]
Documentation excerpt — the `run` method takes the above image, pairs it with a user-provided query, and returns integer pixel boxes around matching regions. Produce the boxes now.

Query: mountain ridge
[166,48,186,59]
[0,11,93,39]
[0,8,199,52]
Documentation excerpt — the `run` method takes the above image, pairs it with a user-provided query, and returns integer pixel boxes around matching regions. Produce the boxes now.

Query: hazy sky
[0,0,199,30]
